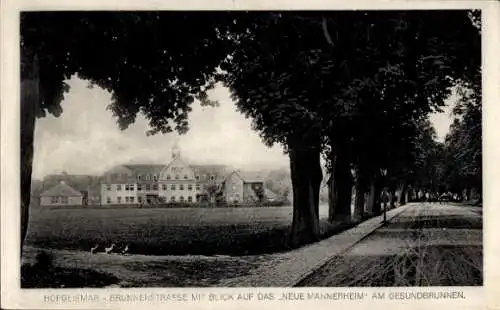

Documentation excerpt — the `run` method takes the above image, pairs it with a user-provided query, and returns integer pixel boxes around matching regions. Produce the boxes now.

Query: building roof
[40,182,83,197]
[190,164,231,181]
[42,174,102,196]
[122,164,165,177]
[264,188,280,200]
[235,170,266,183]
[190,164,229,175]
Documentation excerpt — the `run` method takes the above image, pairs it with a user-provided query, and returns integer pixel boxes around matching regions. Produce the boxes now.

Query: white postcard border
[2,1,499,309]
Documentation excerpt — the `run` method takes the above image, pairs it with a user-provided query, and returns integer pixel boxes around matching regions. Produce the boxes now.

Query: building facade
[222,171,265,204]
[39,181,84,206]
[42,173,101,205]
[100,146,230,205]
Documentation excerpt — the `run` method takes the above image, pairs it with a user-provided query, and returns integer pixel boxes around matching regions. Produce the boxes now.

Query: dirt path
[297,203,482,286]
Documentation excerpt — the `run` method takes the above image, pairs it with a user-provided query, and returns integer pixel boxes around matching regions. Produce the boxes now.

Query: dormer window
[184,175,188,180]
[175,175,179,180]
[167,175,171,180]
[137,175,142,180]
[210,175,215,181]
[195,175,200,180]
[153,175,158,181]
[146,175,150,180]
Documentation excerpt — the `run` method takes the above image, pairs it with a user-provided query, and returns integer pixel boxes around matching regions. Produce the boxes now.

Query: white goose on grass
[90,244,100,254]
[105,243,116,254]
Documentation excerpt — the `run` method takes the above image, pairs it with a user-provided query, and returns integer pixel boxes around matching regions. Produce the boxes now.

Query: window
[106,184,111,191]
[152,184,158,191]
[188,184,192,191]
[125,185,129,191]
[130,197,135,203]
[171,184,176,190]
[167,175,171,180]
[107,197,111,204]
[153,175,158,181]
[175,175,179,180]
[195,175,200,180]
[195,195,199,202]
[117,197,122,203]
[162,184,167,191]
[137,175,142,180]
[188,196,193,203]
[180,184,184,190]
[180,196,185,202]
[137,184,143,191]
[125,197,129,203]
[138,196,143,203]
[51,196,58,203]
[117,184,122,191]
[210,175,215,181]
[171,196,175,202]
[196,184,201,191]
[145,184,151,191]
[184,175,188,180]
[129,184,135,191]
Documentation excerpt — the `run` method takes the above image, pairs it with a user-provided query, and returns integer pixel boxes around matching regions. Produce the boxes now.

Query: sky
[32,76,457,179]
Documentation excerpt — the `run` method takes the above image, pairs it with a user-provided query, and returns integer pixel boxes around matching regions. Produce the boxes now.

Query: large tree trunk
[366,179,376,215]
[289,141,322,246]
[331,149,352,223]
[354,185,365,221]
[398,183,408,206]
[389,186,396,209]
[327,173,336,223]
[20,55,40,256]
[371,177,382,215]
[353,168,367,221]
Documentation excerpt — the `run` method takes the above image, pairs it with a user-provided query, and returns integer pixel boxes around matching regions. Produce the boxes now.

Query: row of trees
[408,86,482,202]
[20,11,481,252]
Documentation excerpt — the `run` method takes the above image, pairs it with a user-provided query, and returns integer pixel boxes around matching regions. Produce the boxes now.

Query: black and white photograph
[12,7,485,292]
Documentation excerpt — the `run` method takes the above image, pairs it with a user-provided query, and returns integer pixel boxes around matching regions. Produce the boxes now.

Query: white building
[100,145,229,205]
[39,181,83,206]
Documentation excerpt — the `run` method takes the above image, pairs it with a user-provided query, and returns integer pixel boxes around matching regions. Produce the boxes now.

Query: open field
[26,204,354,256]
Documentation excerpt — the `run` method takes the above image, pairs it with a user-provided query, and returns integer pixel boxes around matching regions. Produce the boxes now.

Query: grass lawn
[26,204,354,256]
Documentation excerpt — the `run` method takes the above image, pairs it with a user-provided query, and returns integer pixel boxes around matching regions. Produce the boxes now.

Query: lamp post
[380,168,388,225]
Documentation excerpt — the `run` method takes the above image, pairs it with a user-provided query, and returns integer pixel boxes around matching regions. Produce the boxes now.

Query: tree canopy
[20,10,482,251]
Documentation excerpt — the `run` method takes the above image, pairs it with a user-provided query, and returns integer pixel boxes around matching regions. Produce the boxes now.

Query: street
[297,202,482,286]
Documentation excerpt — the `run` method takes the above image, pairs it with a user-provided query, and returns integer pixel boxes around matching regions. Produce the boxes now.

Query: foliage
[21,12,236,133]
[442,89,482,193]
